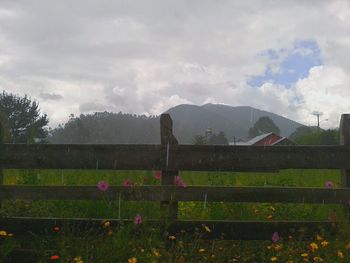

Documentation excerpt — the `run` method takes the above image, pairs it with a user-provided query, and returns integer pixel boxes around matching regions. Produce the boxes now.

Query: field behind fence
[1,114,350,261]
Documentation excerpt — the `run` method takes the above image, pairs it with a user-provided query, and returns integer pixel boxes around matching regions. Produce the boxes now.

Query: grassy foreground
[1,169,350,262]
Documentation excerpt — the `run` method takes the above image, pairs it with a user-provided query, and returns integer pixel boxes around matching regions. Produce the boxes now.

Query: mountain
[165,103,304,143]
[49,104,304,144]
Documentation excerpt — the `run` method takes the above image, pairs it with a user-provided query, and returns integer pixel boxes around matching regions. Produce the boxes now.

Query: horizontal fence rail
[1,185,350,204]
[2,144,350,170]
[0,217,337,240]
[0,144,163,170]
[1,113,350,247]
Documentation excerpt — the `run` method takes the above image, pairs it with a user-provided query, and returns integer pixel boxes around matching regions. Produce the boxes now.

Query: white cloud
[0,0,349,128]
[295,65,350,128]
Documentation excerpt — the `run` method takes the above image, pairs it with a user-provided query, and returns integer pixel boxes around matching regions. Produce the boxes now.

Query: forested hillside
[49,104,305,144]
[49,112,160,144]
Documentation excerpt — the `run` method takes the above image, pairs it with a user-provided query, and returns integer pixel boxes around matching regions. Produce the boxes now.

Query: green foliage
[289,125,314,141]
[192,135,206,145]
[49,112,159,144]
[248,116,280,138]
[0,91,49,143]
[192,131,229,145]
[209,131,229,145]
[1,169,347,261]
[294,129,339,145]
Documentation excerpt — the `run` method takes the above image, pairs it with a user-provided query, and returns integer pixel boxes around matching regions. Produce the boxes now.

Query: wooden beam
[340,114,350,218]
[0,144,162,170]
[160,114,178,221]
[0,217,337,240]
[1,185,350,204]
[167,145,350,171]
[2,143,350,171]
[0,118,3,208]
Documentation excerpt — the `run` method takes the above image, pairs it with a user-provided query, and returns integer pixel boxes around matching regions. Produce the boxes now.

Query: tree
[248,116,280,138]
[288,125,313,141]
[0,91,49,143]
[192,135,206,145]
[209,131,229,145]
[295,129,339,145]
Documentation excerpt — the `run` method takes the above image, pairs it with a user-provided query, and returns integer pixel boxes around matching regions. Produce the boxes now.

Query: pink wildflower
[123,179,133,187]
[97,181,109,191]
[324,181,334,188]
[154,171,162,180]
[272,232,280,243]
[174,176,186,187]
[133,213,143,225]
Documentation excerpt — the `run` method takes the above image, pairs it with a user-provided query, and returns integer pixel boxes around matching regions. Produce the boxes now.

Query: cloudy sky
[0,0,349,128]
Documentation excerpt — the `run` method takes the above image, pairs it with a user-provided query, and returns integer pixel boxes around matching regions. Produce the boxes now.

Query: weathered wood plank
[0,119,3,208]
[340,114,350,218]
[167,145,350,171]
[2,144,350,170]
[1,185,350,204]
[160,114,178,221]
[0,144,162,170]
[0,217,337,240]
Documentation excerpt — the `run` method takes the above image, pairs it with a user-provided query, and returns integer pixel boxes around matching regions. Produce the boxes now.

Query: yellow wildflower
[337,251,344,258]
[301,252,308,257]
[199,248,205,252]
[313,257,323,262]
[0,231,7,236]
[309,242,319,252]
[320,240,329,248]
[168,235,176,240]
[271,256,277,261]
[316,234,323,241]
[102,221,110,228]
[74,256,83,263]
[128,257,137,263]
[204,225,211,233]
[153,249,160,257]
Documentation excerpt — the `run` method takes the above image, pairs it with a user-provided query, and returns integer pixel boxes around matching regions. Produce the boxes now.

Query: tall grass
[1,169,349,262]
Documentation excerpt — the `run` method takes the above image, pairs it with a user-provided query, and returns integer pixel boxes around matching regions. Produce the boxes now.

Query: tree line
[0,91,340,145]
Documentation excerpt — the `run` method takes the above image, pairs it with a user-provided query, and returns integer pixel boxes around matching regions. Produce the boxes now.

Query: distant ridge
[49,103,305,144]
[165,103,304,144]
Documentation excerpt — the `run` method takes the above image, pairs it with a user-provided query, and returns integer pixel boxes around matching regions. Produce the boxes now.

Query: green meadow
[1,169,350,262]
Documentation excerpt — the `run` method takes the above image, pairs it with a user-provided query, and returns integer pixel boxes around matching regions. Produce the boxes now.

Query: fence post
[0,118,4,208]
[160,114,178,222]
[340,114,350,217]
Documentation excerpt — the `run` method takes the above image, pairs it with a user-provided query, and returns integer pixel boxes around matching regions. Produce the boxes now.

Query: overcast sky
[0,0,349,128]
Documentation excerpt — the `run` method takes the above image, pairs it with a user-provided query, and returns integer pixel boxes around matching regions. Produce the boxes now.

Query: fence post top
[340,114,350,145]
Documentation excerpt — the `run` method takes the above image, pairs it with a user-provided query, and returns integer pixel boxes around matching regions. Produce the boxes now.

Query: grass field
[1,169,350,262]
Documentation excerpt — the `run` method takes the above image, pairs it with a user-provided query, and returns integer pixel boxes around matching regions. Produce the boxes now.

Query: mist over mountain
[49,104,304,144]
[166,104,303,143]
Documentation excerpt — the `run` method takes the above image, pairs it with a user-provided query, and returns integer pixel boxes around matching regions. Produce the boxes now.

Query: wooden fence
[1,114,350,241]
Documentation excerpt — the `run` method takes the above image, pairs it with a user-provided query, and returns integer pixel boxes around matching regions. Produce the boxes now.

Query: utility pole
[312,111,323,131]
